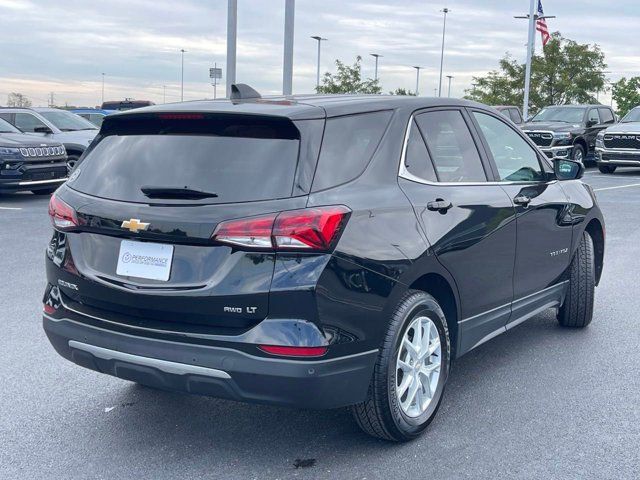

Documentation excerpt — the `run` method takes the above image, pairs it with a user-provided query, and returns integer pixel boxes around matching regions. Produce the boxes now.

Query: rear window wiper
[141,186,219,199]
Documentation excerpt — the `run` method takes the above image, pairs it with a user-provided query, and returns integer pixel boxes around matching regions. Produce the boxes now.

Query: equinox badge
[121,218,150,233]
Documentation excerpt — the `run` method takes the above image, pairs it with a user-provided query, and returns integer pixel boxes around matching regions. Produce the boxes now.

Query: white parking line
[0,206,22,210]
[594,183,640,192]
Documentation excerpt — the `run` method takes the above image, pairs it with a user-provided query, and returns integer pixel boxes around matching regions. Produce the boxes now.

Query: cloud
[1,0,638,106]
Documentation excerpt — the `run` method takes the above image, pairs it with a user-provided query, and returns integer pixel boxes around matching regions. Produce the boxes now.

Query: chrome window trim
[398,113,556,187]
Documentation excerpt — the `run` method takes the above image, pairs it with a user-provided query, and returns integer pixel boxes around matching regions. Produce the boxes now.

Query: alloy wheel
[395,315,441,418]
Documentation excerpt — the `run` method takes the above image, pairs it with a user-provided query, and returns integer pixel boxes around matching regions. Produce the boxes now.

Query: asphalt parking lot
[1,168,639,480]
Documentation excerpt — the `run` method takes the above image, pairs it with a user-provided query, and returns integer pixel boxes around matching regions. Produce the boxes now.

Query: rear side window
[415,110,487,183]
[69,114,302,204]
[311,111,392,191]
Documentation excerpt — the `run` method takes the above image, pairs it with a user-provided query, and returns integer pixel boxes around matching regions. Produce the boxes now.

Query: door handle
[427,199,453,212]
[513,194,531,206]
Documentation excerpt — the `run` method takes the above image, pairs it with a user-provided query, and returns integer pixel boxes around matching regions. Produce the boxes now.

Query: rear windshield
[69,114,302,204]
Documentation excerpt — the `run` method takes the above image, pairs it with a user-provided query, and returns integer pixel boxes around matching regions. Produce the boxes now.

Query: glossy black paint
[43,95,605,409]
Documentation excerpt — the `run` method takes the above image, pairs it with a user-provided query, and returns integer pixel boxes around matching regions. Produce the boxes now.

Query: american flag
[536,0,551,46]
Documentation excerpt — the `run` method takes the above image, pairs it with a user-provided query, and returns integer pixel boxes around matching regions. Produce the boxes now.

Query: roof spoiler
[230,84,262,101]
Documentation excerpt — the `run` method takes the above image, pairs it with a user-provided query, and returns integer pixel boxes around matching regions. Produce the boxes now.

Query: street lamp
[180,49,187,102]
[311,36,327,90]
[515,1,555,120]
[101,73,105,105]
[370,53,383,82]
[438,7,450,97]
[446,75,454,97]
[412,66,422,96]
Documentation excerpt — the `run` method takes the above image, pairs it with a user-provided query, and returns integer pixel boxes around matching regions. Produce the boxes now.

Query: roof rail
[230,84,262,101]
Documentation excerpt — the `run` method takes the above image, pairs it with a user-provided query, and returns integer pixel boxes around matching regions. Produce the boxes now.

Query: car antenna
[230,84,262,101]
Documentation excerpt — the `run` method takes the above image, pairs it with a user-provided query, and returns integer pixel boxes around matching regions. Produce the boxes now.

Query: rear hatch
[56,111,324,334]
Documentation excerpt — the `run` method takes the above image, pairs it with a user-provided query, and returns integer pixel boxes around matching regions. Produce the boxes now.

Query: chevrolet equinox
[43,86,605,441]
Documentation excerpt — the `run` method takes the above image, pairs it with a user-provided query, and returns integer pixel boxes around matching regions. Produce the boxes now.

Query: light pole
[446,75,454,97]
[226,0,237,98]
[311,36,327,90]
[283,0,295,95]
[412,66,422,96]
[438,7,449,97]
[370,53,382,82]
[101,73,105,105]
[180,49,186,102]
[515,2,555,120]
[163,85,166,104]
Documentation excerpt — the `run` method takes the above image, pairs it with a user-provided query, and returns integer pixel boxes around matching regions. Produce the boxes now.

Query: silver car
[0,108,98,171]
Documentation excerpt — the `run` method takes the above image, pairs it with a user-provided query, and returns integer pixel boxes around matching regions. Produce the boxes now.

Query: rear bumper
[43,314,377,409]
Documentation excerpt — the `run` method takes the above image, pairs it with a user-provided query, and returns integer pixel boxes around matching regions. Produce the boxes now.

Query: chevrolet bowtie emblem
[121,218,150,233]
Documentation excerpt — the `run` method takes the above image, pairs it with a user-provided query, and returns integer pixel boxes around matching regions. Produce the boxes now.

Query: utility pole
[101,73,105,105]
[226,0,237,98]
[180,49,186,102]
[163,85,166,104]
[446,75,454,97]
[49,92,54,108]
[413,66,422,96]
[283,0,295,95]
[311,36,327,90]
[515,1,555,120]
[370,53,382,82]
[438,8,449,97]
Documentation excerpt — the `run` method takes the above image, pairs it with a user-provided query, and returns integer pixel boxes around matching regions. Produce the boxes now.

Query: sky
[1,0,639,107]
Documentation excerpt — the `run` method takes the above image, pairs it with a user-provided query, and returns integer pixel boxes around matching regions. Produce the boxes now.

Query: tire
[572,144,586,165]
[31,187,57,195]
[351,290,450,441]
[598,165,616,174]
[557,231,595,328]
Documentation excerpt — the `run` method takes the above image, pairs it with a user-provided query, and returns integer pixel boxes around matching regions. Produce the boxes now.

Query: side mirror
[585,120,597,128]
[33,126,53,134]
[553,158,584,180]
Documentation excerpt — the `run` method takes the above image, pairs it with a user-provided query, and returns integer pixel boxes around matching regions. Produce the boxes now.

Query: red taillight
[259,345,328,357]
[212,206,350,251]
[48,194,78,230]
[43,303,56,315]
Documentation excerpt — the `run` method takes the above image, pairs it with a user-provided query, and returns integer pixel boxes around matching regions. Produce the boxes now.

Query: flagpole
[522,0,536,121]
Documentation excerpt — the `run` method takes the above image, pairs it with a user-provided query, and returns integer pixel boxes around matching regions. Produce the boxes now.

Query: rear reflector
[212,206,350,251]
[43,304,56,315]
[48,194,79,230]
[259,345,328,357]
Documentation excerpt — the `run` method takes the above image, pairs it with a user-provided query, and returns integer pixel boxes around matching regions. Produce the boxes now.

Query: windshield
[530,107,586,124]
[39,110,97,131]
[0,118,20,133]
[621,108,640,123]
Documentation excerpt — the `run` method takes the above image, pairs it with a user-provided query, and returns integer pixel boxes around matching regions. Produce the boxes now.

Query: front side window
[509,109,523,124]
[415,110,486,183]
[14,113,48,132]
[587,109,600,125]
[598,108,614,124]
[473,112,545,182]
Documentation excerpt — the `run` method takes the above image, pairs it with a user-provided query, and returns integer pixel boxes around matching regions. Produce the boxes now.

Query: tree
[317,56,381,94]
[612,77,640,117]
[465,33,607,113]
[390,88,416,96]
[7,92,32,107]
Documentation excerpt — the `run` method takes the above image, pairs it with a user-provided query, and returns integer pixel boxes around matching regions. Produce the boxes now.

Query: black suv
[0,117,67,194]
[522,104,616,163]
[43,88,605,441]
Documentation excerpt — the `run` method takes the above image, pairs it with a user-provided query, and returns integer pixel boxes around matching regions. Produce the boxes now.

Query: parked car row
[495,103,640,174]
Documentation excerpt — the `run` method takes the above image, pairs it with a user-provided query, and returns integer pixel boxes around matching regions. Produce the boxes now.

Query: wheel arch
[584,218,604,285]
[408,273,460,359]
[573,136,588,154]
